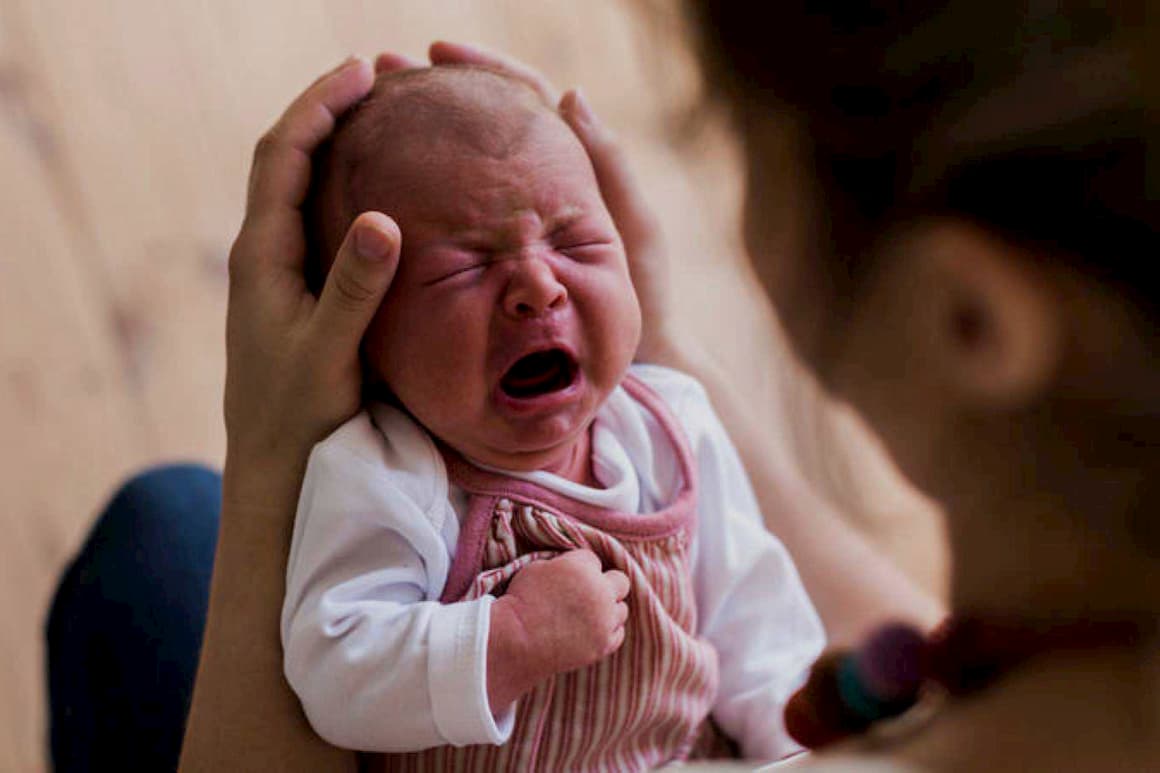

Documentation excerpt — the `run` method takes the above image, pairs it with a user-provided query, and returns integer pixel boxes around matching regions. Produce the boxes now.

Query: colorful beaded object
[784,616,1146,750]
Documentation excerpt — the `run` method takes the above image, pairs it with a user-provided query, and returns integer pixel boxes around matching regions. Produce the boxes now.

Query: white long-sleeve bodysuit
[282,365,825,764]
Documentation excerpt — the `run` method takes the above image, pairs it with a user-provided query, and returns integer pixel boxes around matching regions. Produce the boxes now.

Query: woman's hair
[688,1,1159,312]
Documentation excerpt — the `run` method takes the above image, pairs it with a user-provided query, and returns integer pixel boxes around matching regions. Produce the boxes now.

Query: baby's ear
[907,219,1064,410]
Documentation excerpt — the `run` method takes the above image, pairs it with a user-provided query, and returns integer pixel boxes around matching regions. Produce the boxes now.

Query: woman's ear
[906,219,1064,410]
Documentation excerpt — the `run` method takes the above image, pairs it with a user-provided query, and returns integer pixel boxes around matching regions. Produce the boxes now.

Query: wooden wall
[0,2,944,768]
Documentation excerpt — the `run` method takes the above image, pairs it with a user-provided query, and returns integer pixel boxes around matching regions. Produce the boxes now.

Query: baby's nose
[502,257,568,319]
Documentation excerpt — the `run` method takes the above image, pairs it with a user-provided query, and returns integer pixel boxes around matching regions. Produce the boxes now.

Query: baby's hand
[486,550,629,712]
[503,550,630,666]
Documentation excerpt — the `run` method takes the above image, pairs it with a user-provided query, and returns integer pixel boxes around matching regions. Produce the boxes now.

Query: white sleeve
[280,414,515,752]
[674,377,826,762]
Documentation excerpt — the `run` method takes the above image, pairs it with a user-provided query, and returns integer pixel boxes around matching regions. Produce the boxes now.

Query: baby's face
[354,94,641,472]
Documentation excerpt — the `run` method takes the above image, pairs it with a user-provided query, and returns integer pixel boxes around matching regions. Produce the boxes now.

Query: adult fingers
[604,569,631,601]
[559,88,663,262]
[375,51,424,74]
[428,40,560,106]
[246,56,374,223]
[304,54,362,90]
[310,211,401,356]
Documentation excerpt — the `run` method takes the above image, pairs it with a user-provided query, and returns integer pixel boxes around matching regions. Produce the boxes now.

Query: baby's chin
[451,415,598,477]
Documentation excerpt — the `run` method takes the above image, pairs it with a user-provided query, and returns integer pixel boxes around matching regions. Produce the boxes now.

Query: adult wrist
[221,443,311,516]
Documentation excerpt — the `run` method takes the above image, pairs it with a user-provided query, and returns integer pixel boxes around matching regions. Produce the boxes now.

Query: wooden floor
[0,2,944,769]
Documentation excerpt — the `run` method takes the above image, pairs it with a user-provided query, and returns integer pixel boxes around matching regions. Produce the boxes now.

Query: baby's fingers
[604,569,631,602]
[310,212,400,357]
[556,548,602,572]
[605,624,627,656]
[613,600,629,628]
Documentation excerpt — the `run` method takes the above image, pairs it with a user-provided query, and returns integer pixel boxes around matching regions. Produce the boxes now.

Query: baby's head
[309,66,641,472]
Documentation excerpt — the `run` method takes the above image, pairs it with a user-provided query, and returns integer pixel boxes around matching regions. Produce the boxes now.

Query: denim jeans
[46,464,221,772]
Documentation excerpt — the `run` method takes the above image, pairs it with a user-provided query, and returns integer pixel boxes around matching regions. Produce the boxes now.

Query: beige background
[0,2,944,769]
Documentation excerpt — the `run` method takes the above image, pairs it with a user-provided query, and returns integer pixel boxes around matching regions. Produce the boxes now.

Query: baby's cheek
[405,305,489,378]
[581,277,641,378]
[368,305,442,387]
[360,314,396,381]
[577,265,635,312]
[598,273,642,343]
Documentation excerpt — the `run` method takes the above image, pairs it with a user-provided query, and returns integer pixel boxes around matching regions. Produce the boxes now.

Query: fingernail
[355,224,391,261]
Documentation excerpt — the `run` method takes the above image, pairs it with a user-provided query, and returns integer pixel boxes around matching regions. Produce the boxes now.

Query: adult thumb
[312,211,400,354]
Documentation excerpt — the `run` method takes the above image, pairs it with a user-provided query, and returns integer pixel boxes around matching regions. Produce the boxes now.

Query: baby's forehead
[308,66,588,285]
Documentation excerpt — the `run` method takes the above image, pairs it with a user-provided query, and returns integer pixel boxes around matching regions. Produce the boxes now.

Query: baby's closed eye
[551,228,616,260]
[422,250,489,285]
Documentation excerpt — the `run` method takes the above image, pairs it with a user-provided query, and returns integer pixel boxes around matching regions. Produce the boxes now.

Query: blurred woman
[686,1,1158,769]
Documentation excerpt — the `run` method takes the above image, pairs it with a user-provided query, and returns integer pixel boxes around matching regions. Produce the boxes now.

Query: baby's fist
[488,549,629,707]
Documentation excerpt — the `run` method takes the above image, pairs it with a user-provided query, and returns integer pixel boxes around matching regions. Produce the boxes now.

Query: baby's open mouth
[500,349,577,398]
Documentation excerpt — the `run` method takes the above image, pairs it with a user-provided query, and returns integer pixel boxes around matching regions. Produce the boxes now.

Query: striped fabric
[364,376,727,772]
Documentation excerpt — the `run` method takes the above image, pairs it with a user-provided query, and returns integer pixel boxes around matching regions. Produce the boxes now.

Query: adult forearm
[180,52,397,771]
[661,341,945,647]
[179,450,357,772]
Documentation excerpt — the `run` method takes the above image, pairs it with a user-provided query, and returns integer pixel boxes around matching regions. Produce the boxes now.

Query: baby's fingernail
[355,224,391,261]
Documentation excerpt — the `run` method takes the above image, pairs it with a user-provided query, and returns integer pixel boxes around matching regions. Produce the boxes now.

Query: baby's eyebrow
[443,206,590,248]
[544,206,587,234]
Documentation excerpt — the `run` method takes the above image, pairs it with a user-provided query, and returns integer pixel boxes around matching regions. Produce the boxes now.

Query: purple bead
[854,623,926,703]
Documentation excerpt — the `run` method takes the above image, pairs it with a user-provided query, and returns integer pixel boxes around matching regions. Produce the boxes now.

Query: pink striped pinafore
[365,376,726,772]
